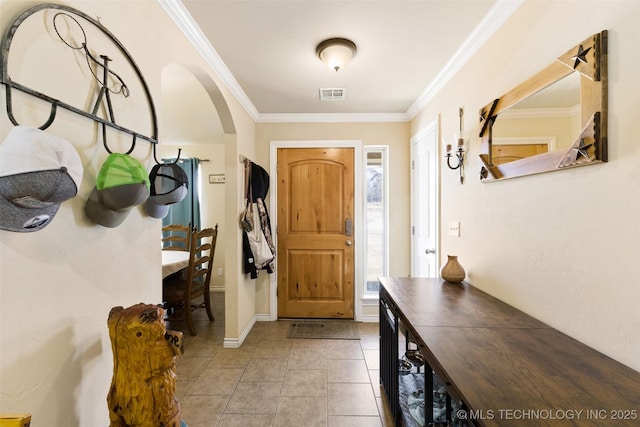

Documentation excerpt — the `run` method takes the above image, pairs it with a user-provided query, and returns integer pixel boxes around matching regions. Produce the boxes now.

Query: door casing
[411,119,440,277]
[269,140,363,321]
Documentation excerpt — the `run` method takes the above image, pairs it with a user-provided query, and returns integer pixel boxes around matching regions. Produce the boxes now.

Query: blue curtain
[162,158,201,232]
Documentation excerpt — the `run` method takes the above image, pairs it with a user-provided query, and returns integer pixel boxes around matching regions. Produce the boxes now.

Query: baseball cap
[144,162,188,219]
[85,153,150,228]
[0,126,83,232]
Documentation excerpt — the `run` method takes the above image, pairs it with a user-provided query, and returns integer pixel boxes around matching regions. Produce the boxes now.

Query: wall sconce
[316,38,357,72]
[445,107,467,184]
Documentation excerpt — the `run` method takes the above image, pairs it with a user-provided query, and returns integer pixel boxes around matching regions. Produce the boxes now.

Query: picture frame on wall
[209,174,225,184]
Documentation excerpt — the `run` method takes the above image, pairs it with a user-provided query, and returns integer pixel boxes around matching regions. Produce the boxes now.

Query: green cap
[85,153,150,228]
[96,153,150,190]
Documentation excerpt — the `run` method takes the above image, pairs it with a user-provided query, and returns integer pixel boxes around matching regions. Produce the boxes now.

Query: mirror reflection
[491,72,581,165]
[479,30,607,181]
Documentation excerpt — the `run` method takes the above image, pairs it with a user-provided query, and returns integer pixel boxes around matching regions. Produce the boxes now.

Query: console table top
[379,277,640,426]
[380,276,548,329]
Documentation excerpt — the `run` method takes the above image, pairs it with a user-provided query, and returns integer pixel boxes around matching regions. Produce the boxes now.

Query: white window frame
[362,145,389,300]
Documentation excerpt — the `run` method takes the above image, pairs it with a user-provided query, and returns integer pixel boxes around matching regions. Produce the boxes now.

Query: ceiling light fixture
[316,38,357,72]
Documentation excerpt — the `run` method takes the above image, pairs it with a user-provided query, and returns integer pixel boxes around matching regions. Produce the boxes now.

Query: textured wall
[412,0,640,371]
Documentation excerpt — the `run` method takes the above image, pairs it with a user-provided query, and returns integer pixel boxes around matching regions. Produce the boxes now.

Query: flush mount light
[316,38,357,72]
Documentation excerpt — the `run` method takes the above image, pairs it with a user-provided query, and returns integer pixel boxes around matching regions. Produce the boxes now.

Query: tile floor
[167,293,395,427]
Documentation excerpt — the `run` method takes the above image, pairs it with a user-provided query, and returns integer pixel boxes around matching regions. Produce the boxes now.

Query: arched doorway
[160,63,239,340]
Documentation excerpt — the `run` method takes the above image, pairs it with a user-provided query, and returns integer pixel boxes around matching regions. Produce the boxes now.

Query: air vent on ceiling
[319,88,346,101]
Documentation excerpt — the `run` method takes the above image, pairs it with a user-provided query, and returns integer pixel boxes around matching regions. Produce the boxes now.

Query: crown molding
[160,0,523,124]
[157,0,260,121]
[406,0,524,119]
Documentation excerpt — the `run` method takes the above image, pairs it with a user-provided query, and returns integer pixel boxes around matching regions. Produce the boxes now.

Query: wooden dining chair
[162,223,192,251]
[162,224,218,336]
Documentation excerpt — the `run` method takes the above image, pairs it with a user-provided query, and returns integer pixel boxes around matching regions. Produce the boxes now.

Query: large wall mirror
[478,30,607,181]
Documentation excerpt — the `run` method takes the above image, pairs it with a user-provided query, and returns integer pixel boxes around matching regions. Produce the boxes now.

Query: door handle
[346,240,353,246]
[425,248,436,254]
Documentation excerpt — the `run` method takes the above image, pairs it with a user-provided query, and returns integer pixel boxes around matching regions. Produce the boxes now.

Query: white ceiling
[162,0,523,122]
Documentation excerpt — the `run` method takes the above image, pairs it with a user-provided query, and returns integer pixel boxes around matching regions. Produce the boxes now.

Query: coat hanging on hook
[241,161,275,278]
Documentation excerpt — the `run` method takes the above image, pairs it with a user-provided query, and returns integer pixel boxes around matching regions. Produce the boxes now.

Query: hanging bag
[240,198,253,232]
[245,200,274,267]
[239,161,254,231]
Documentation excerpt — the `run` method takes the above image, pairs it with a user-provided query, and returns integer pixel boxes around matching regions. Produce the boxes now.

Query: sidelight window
[364,146,389,297]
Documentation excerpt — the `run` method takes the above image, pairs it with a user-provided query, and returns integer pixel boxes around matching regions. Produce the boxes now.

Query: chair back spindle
[162,224,218,335]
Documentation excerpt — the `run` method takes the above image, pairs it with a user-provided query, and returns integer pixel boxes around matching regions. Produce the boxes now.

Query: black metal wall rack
[0,3,164,159]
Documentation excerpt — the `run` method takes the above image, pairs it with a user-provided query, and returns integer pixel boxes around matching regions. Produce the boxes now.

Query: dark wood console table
[379,277,640,426]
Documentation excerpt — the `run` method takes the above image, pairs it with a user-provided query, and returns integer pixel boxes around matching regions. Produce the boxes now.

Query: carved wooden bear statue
[107,303,184,427]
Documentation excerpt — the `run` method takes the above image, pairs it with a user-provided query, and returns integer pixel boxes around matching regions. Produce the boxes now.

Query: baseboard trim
[360,313,379,323]
[223,315,256,348]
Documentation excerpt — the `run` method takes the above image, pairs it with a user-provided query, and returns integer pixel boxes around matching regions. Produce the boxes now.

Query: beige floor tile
[290,338,328,351]
[225,381,281,414]
[240,334,263,348]
[328,415,383,427]
[177,357,213,381]
[368,370,382,398]
[179,394,228,426]
[251,321,291,340]
[189,367,244,396]
[357,322,380,336]
[326,340,364,359]
[241,358,287,382]
[176,379,194,400]
[216,413,275,427]
[328,383,379,416]
[327,359,370,383]
[363,349,379,370]
[280,369,327,397]
[183,337,223,358]
[175,294,387,426]
[359,335,380,351]
[274,396,327,427]
[252,338,292,359]
[208,348,253,368]
[287,347,327,370]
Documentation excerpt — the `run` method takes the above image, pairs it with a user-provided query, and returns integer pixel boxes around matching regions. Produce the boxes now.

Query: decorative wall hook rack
[154,144,181,165]
[0,3,162,151]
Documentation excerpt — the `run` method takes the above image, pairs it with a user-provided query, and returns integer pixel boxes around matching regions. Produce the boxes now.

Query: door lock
[425,248,436,254]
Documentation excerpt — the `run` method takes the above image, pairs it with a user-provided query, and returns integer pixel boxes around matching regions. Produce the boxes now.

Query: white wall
[0,0,254,424]
[412,0,640,371]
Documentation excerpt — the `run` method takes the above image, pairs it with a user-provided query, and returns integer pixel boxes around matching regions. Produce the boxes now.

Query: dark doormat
[287,320,360,340]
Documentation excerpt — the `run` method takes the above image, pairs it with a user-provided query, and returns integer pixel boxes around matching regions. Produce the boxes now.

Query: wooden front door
[277,147,354,319]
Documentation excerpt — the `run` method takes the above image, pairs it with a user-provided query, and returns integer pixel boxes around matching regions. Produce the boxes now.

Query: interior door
[492,143,548,165]
[277,147,355,318]
[411,123,439,277]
